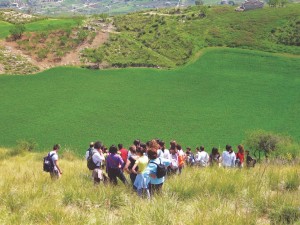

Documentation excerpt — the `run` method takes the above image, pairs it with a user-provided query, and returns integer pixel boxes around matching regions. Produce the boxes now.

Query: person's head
[133,139,140,147]
[226,144,232,152]
[170,140,177,150]
[102,146,108,153]
[155,139,161,144]
[186,147,191,152]
[159,140,165,150]
[109,145,118,154]
[136,146,146,156]
[94,141,103,150]
[149,139,159,151]
[89,142,94,148]
[238,145,244,153]
[200,146,205,151]
[245,150,250,155]
[147,148,158,160]
[170,148,176,154]
[176,144,182,151]
[196,147,200,152]
[129,145,136,154]
[53,144,60,151]
[140,143,147,151]
[118,144,123,150]
[211,147,219,155]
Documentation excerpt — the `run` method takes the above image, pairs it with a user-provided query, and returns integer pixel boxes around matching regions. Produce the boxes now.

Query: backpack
[43,153,55,172]
[151,158,167,178]
[87,151,97,170]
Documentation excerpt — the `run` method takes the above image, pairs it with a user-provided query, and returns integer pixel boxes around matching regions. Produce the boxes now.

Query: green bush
[244,130,300,160]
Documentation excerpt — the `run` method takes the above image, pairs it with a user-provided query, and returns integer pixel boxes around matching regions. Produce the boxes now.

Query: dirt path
[59,30,109,66]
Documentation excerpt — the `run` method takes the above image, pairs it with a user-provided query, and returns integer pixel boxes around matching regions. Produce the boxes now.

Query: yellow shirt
[135,155,148,173]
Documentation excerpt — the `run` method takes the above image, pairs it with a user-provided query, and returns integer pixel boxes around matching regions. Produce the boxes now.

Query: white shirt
[49,150,58,171]
[92,149,104,167]
[195,151,209,166]
[158,149,171,160]
[222,151,236,167]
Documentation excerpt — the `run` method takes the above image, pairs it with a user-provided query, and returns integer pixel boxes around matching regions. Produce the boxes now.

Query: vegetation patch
[0,150,299,224]
[81,5,300,68]
[0,44,39,74]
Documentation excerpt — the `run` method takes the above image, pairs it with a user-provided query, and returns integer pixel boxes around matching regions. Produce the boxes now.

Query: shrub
[9,24,26,41]
[285,170,300,191]
[244,130,300,160]
[16,139,38,152]
[270,206,300,224]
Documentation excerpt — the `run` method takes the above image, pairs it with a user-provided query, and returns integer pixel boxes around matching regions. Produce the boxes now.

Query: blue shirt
[144,158,170,185]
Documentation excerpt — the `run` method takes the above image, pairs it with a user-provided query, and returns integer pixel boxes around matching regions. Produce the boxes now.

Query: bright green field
[0,21,13,38]
[24,18,82,32]
[0,48,299,153]
[0,18,82,39]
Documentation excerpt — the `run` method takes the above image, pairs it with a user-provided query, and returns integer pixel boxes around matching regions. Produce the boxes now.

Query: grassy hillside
[88,5,300,68]
[0,148,299,224]
[0,48,299,153]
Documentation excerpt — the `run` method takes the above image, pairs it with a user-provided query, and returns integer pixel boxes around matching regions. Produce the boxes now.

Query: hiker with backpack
[132,145,150,198]
[44,144,62,180]
[185,147,195,166]
[143,140,170,196]
[106,145,128,185]
[88,141,105,185]
[85,142,95,160]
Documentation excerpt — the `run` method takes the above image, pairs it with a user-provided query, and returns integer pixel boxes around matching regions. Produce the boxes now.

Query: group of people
[46,139,257,198]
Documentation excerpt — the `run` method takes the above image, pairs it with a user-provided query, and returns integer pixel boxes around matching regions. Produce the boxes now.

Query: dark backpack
[43,153,55,172]
[151,158,167,178]
[87,151,97,170]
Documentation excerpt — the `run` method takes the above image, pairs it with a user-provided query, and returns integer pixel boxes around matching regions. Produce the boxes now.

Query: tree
[9,24,26,40]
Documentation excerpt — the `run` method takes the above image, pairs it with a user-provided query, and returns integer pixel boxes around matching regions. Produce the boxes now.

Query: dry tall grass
[0,148,299,225]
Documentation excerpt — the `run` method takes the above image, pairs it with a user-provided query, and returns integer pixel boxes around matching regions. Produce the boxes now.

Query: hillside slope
[0,148,299,224]
[0,48,299,151]
[0,5,299,74]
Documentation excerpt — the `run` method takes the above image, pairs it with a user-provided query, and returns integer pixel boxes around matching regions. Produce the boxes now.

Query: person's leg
[108,168,118,185]
[117,170,128,185]
[130,173,137,184]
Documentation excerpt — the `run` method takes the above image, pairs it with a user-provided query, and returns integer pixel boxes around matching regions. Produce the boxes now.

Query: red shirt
[236,152,244,163]
[119,148,128,162]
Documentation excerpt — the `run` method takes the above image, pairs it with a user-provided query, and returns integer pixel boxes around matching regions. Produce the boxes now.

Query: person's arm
[54,160,62,175]
[118,155,124,168]
[124,159,131,173]
[132,161,139,174]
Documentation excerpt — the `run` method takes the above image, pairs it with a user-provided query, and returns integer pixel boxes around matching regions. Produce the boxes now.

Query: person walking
[49,144,62,180]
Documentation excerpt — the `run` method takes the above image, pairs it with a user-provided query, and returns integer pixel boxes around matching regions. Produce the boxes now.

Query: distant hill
[0,5,299,74]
